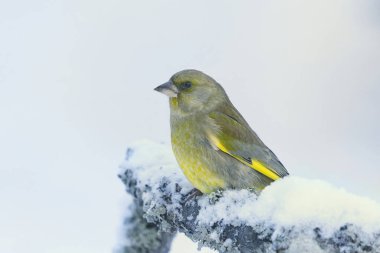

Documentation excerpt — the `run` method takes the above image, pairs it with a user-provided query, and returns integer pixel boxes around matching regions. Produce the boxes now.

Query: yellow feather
[251,160,280,181]
[208,134,280,181]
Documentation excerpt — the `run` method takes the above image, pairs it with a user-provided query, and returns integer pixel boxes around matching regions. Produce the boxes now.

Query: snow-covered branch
[118,140,380,253]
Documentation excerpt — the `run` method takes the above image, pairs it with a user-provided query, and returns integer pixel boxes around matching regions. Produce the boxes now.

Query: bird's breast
[170,115,226,193]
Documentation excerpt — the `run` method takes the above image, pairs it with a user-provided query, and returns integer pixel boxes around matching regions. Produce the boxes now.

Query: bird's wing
[207,108,289,181]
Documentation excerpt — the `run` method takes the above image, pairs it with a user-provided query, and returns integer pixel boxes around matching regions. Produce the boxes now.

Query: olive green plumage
[154,69,289,194]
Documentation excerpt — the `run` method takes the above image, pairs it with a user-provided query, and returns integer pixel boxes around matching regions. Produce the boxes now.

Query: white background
[0,1,379,252]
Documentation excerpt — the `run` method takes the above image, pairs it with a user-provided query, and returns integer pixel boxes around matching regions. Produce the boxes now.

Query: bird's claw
[182,188,203,204]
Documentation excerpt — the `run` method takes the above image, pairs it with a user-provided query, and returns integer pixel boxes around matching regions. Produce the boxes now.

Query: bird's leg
[183,188,203,204]
[208,189,224,204]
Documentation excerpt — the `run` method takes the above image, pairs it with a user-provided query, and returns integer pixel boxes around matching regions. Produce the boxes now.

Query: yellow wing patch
[208,134,280,181]
[251,160,280,181]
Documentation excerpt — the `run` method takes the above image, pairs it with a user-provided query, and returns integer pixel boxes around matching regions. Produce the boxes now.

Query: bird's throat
[169,97,179,109]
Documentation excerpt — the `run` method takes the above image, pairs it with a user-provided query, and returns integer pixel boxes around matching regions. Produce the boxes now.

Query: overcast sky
[0,1,379,253]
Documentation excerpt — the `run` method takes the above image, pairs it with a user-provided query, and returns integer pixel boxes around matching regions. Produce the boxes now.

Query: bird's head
[154,69,227,114]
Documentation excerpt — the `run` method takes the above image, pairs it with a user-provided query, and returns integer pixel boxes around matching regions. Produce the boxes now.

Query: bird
[154,69,289,194]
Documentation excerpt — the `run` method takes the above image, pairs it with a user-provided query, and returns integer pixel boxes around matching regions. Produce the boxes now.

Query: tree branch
[117,141,380,253]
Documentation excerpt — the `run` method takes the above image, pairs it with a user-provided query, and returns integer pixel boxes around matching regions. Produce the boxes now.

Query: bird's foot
[208,189,224,204]
[182,188,203,204]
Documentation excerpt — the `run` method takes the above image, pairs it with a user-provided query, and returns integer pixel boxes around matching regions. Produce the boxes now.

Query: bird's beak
[154,81,178,98]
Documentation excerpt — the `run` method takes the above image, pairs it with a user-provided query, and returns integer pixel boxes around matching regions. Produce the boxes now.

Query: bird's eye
[181,81,192,90]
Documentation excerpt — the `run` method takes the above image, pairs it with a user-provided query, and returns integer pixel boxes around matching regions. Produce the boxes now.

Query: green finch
[154,69,289,194]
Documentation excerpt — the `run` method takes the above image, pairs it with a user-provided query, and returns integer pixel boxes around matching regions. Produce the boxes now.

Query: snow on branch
[118,140,380,253]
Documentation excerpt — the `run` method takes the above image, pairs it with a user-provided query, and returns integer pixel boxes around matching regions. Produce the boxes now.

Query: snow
[120,140,380,252]
[120,140,193,195]
[120,140,193,218]
[170,234,216,253]
[197,177,380,237]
